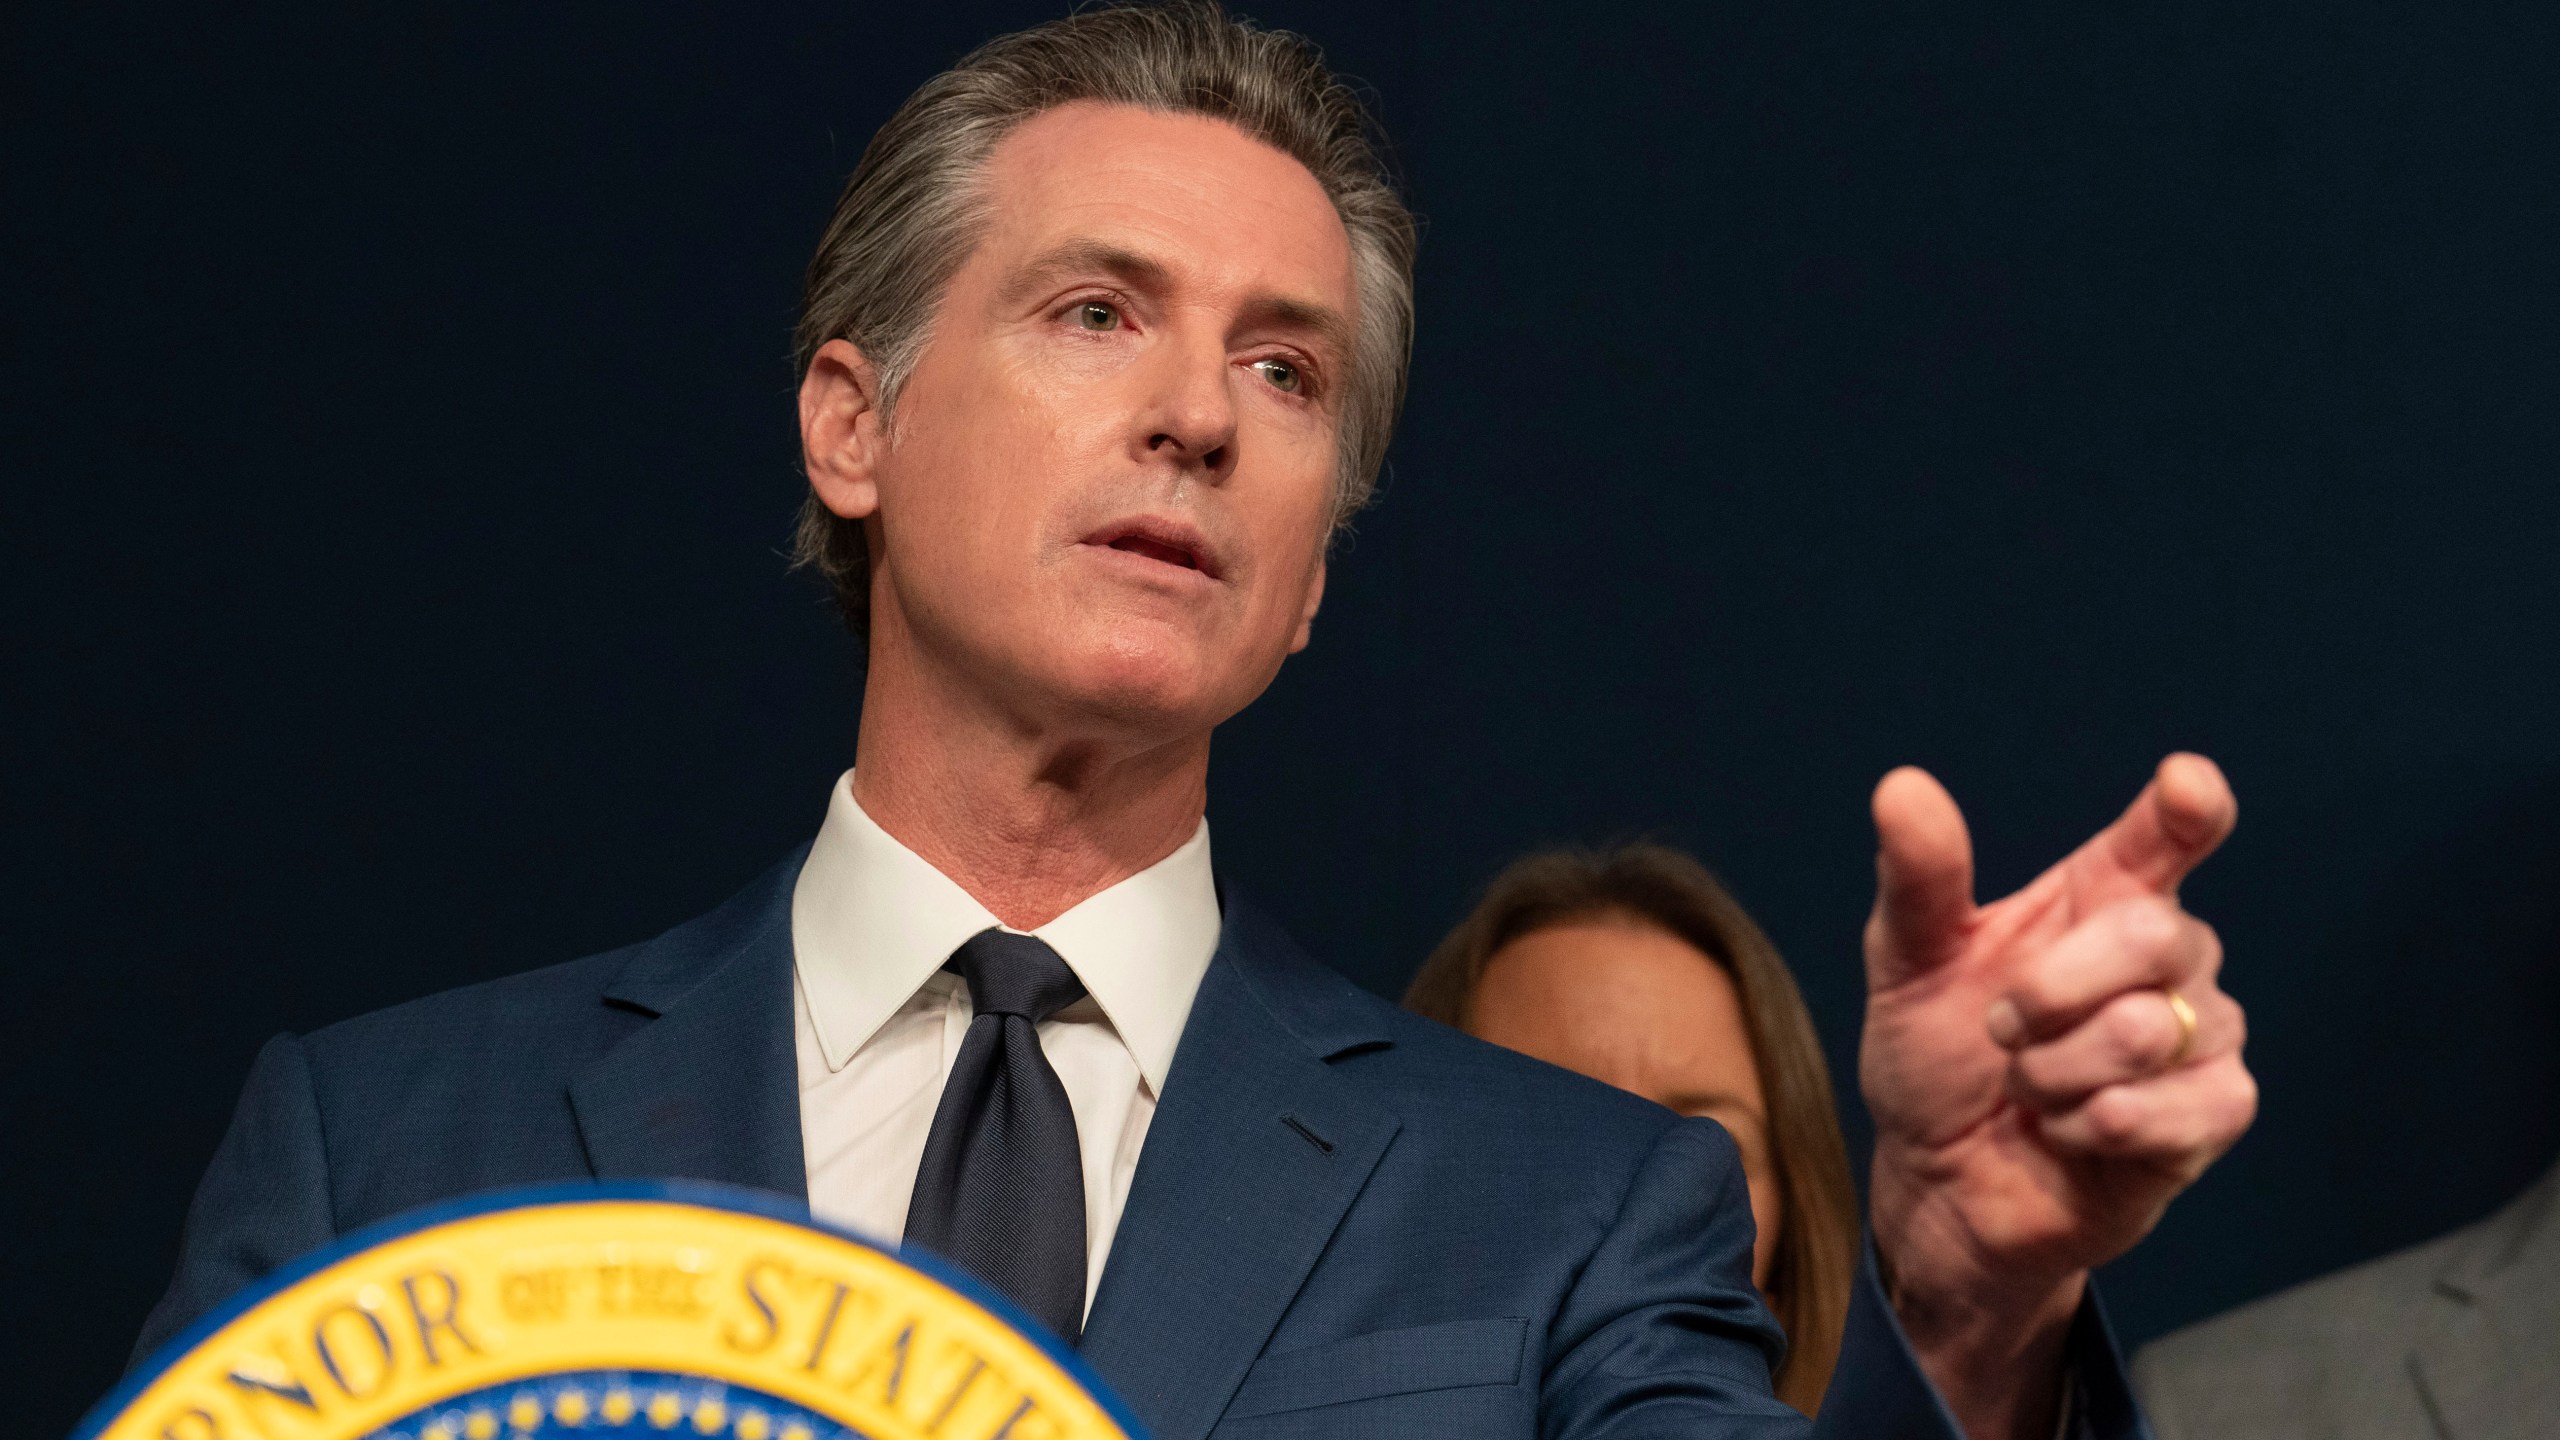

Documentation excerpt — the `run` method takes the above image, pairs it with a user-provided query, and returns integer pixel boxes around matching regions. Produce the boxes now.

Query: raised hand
[1858,755,2256,1438]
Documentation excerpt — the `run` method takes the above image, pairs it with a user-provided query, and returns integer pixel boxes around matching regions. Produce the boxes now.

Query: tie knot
[946,929,1087,1022]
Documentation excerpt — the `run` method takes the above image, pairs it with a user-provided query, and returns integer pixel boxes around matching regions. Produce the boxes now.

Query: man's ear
[1286,553,1328,654]
[800,338,886,521]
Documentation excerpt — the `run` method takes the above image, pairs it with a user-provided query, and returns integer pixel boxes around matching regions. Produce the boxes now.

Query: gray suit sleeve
[128,1032,337,1371]
[2128,1346,2189,1440]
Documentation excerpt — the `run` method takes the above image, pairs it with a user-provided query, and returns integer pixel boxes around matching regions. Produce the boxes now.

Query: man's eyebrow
[995,239,1173,308]
[1244,293,1353,363]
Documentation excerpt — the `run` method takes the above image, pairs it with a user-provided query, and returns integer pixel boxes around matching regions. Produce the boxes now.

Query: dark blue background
[9,3,2557,1433]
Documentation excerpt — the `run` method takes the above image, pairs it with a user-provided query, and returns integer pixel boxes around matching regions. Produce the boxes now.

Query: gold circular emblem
[82,1184,1139,1440]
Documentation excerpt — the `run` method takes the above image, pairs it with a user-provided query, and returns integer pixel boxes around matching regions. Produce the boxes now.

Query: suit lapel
[1080,892,1401,1440]
[2410,1162,2560,1440]
[567,848,810,1200]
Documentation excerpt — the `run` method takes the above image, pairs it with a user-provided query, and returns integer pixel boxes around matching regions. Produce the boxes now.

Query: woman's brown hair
[1403,844,1859,1416]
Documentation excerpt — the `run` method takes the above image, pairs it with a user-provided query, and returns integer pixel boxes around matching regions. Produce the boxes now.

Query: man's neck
[850,645,1212,933]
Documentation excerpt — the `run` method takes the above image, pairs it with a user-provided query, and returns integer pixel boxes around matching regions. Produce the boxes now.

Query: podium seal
[79,1183,1141,1440]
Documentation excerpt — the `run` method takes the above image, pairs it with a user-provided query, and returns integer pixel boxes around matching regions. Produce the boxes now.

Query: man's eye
[1073,302,1120,331]
[1253,358,1303,394]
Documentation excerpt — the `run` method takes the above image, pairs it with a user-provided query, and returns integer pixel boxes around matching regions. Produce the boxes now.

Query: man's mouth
[1084,518,1220,580]
[1111,534,1201,569]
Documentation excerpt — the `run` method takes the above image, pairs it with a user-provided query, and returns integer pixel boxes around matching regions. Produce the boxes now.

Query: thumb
[1867,766,1977,988]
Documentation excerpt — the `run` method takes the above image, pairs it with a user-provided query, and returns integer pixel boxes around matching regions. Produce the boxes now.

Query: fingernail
[1986,999,2024,1047]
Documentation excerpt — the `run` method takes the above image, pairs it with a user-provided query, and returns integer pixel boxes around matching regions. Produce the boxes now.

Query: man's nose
[1138,330,1239,479]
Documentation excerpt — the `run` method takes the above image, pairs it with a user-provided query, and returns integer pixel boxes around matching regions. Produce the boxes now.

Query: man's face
[804,102,1354,741]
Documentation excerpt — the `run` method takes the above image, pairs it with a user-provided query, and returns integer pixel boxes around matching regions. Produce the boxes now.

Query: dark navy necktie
[903,928,1090,1345]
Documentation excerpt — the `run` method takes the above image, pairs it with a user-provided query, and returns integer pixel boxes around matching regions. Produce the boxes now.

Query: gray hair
[789,0,1417,638]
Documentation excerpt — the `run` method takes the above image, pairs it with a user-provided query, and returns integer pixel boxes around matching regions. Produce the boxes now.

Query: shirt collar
[789,769,1219,1093]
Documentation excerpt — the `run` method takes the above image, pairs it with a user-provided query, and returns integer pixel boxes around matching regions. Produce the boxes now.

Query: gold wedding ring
[2162,988,2199,1067]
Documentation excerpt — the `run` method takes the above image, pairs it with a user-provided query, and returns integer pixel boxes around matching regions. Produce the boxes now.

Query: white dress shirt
[789,770,1220,1316]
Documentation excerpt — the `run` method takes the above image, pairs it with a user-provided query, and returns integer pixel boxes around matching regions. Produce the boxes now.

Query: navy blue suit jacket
[137,850,2144,1438]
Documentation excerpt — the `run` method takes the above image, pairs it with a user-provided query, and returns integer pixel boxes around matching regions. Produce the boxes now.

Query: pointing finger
[1987,899,2221,1046]
[1866,766,1977,988]
[2080,752,2238,896]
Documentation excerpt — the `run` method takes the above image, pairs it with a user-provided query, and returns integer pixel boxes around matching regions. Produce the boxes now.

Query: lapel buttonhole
[1280,1113,1335,1155]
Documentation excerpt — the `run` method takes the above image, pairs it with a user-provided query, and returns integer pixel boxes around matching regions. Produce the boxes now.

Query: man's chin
[1038,630,1263,737]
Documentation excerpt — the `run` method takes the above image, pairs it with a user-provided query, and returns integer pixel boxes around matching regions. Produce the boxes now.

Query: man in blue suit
[135,6,2259,1437]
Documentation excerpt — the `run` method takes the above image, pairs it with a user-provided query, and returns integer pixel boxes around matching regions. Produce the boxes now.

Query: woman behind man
[1405,844,1860,1416]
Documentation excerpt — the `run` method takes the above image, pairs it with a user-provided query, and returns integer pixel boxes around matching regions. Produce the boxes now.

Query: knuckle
[2004,976,2064,1032]
[2100,998,2167,1062]
[2219,996,2249,1051]
[2223,1066,2262,1127]
[2085,1087,2146,1145]
[2119,896,2181,955]
[2193,918,2225,972]
[2105,901,2195,987]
